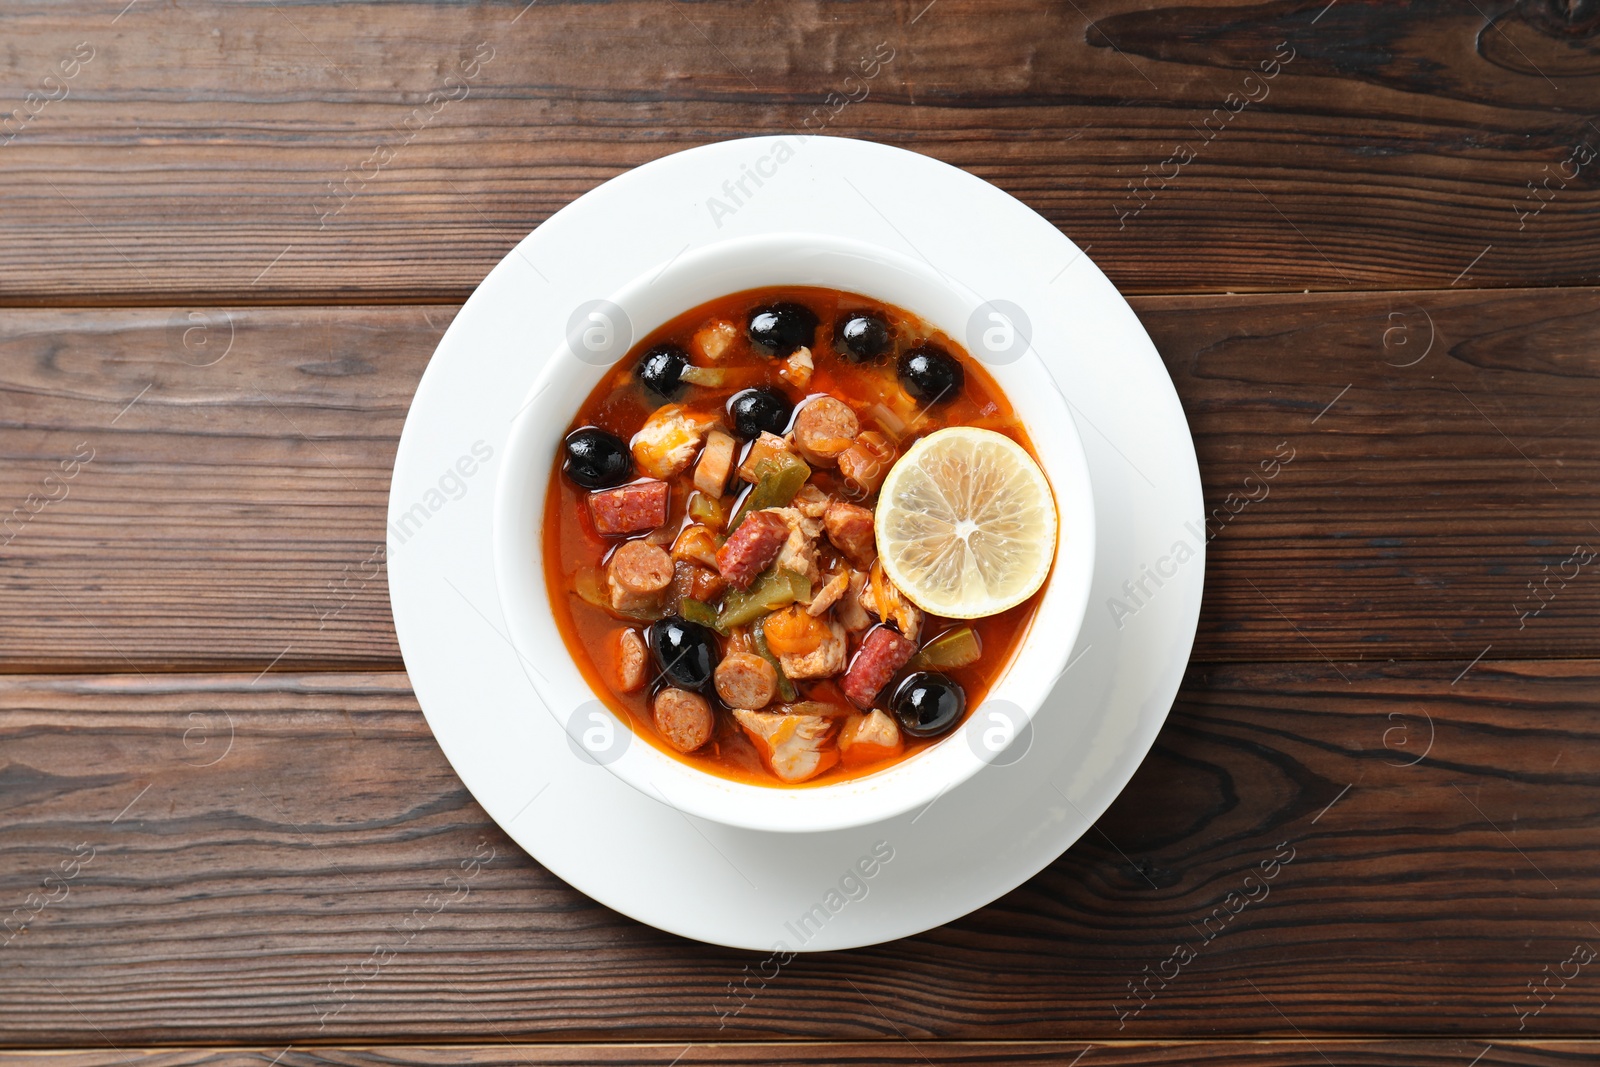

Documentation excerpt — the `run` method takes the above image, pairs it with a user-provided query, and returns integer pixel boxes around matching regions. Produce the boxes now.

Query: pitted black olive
[834,311,892,363]
[727,386,794,439]
[897,343,965,405]
[747,302,819,357]
[891,671,966,738]
[648,615,718,691]
[562,427,633,489]
[635,343,692,400]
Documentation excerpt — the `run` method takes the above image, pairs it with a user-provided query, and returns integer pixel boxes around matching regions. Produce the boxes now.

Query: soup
[541,286,1055,786]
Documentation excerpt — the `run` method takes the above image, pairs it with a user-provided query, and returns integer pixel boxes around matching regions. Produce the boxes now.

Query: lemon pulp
[874,426,1057,619]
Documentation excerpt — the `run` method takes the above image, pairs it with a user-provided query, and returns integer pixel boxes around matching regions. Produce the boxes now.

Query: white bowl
[493,231,1095,834]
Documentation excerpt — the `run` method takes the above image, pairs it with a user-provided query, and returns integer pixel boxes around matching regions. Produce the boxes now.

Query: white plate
[388,135,1203,951]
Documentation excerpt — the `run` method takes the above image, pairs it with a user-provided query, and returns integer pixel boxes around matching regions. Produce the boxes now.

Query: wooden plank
[2,0,1598,301]
[0,1041,1594,1067]
[1,662,1597,1042]
[5,287,1599,669]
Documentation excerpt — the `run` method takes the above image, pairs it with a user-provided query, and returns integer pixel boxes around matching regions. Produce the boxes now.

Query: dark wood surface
[0,1043,1595,1067]
[3,0,1598,1061]
[3,661,1599,1042]
[3,0,1600,303]
[5,287,1599,670]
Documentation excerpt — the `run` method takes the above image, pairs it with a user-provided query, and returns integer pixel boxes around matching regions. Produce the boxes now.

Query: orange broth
[541,286,1048,787]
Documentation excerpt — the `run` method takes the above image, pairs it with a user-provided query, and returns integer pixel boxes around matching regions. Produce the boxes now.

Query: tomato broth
[541,286,1051,787]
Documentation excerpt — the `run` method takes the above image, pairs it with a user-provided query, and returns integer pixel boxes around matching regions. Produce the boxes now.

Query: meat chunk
[841,625,918,708]
[716,509,790,589]
[731,708,838,783]
[738,432,799,483]
[774,524,819,587]
[776,616,848,680]
[839,708,903,767]
[632,404,714,479]
[792,483,831,519]
[691,319,739,361]
[778,346,813,389]
[806,571,849,616]
[670,523,721,569]
[792,396,860,467]
[606,539,674,613]
[835,570,873,631]
[589,480,669,537]
[685,564,727,603]
[714,651,778,710]
[763,603,831,657]
[614,628,648,692]
[761,506,823,587]
[824,499,876,568]
[863,559,922,641]
[694,429,737,497]
[768,504,824,541]
[653,688,714,753]
[838,431,897,497]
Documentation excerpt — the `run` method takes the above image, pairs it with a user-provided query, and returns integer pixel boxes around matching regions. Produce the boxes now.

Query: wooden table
[4,1,1598,1062]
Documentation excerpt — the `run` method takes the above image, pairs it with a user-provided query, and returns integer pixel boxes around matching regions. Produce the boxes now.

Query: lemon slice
[875,426,1057,619]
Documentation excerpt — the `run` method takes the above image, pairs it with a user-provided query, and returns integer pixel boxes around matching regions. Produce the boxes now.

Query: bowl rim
[491,229,1096,833]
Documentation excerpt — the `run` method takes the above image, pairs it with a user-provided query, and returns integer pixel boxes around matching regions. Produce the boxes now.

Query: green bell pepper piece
[909,626,983,670]
[716,568,812,630]
[679,597,719,629]
[727,455,810,533]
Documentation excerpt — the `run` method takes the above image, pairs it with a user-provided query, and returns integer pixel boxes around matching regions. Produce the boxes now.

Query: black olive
[834,311,892,363]
[562,427,633,489]
[891,671,966,738]
[747,302,819,357]
[648,615,717,691]
[727,386,794,440]
[635,343,691,400]
[897,343,965,405]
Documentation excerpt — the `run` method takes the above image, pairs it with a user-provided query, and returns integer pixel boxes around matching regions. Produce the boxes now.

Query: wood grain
[4,287,1599,670]
[6,0,1596,1055]
[2,662,1596,1043]
[2,1041,1596,1067]
[2,0,1598,302]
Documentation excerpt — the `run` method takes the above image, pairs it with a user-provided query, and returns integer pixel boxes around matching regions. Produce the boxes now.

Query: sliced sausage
[824,499,876,567]
[838,430,897,497]
[694,429,737,497]
[589,480,669,537]
[841,624,918,708]
[714,651,778,710]
[614,627,647,692]
[715,509,790,589]
[606,539,674,613]
[653,688,714,753]
[792,396,859,467]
